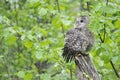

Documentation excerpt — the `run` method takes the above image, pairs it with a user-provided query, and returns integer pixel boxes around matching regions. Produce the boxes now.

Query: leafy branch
[110,60,120,78]
[86,2,90,12]
[98,0,120,78]
[97,0,109,43]
[56,0,65,37]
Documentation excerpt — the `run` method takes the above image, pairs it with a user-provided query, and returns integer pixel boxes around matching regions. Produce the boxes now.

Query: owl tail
[62,47,76,63]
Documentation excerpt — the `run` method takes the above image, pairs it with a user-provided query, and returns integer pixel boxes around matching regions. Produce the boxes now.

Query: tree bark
[75,55,101,80]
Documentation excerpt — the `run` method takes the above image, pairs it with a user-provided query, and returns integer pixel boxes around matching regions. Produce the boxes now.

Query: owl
[62,16,94,62]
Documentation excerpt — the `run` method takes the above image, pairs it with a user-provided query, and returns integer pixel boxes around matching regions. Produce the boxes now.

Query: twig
[70,68,73,80]
[110,60,120,78]
[51,71,61,77]
[103,0,109,43]
[56,0,65,37]
[102,0,108,42]
[14,2,19,26]
[98,0,109,43]
[86,2,90,12]
[106,0,109,5]
[79,0,84,11]
[14,2,22,53]
[2,51,10,78]
[1,40,10,78]
[56,0,60,13]
[97,31,104,43]
[61,24,65,37]
[103,24,106,43]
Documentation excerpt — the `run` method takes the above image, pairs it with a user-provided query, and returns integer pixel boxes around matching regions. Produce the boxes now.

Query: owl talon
[77,54,81,57]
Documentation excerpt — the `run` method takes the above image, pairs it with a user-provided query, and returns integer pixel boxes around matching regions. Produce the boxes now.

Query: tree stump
[75,55,101,80]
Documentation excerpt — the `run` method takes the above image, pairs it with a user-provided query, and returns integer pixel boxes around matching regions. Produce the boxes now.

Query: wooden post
[75,55,101,80]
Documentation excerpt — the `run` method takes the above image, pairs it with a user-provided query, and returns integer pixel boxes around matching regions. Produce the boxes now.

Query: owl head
[74,16,90,28]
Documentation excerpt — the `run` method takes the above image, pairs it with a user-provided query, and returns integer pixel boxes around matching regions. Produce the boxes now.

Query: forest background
[0,0,120,80]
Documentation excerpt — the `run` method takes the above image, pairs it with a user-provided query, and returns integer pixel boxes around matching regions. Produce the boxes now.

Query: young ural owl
[62,16,94,62]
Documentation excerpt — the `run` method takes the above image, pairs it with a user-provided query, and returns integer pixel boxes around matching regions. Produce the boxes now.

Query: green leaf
[101,54,110,63]
[0,55,3,58]
[115,0,120,4]
[96,47,105,56]
[35,52,43,60]
[61,19,71,26]
[17,71,25,78]
[114,19,120,28]
[39,28,47,36]
[112,56,119,63]
[40,39,51,46]
[52,15,62,27]
[24,73,33,80]
[8,35,17,45]
[41,73,51,80]
[104,5,117,14]
[32,1,41,8]
[39,8,47,16]
[24,40,33,48]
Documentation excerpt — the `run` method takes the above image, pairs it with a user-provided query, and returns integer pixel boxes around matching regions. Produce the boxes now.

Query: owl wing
[85,29,94,52]
[62,28,89,62]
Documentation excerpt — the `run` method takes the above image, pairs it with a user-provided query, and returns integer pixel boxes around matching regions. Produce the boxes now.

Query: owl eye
[80,20,83,22]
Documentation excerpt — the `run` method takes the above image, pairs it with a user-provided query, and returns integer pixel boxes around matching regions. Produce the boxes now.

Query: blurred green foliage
[0,0,120,80]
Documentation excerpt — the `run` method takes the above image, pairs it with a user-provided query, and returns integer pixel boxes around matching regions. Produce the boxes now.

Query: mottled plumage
[62,16,94,62]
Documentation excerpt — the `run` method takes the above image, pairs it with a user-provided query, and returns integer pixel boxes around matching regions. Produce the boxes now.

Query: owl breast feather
[62,28,90,62]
